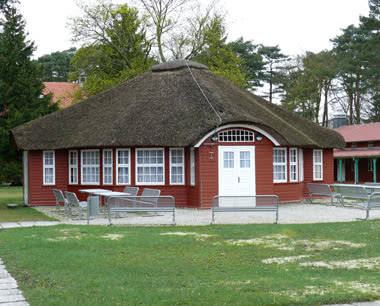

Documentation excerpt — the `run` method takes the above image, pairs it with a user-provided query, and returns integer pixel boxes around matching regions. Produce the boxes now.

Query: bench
[332,184,369,204]
[356,192,380,220]
[307,183,343,205]
[331,184,380,220]
[211,195,279,224]
[106,193,176,225]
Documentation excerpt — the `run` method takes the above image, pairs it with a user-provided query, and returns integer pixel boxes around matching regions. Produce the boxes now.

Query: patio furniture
[331,184,369,204]
[52,189,69,214]
[307,183,343,205]
[139,188,161,208]
[330,184,380,220]
[211,195,279,224]
[106,189,175,225]
[357,192,380,220]
[123,186,139,196]
[64,191,88,220]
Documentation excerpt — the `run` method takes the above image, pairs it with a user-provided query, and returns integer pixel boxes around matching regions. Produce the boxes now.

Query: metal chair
[123,186,139,197]
[52,189,69,215]
[64,191,88,220]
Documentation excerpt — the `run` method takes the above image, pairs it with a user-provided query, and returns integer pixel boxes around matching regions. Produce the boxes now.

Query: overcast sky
[19,0,369,59]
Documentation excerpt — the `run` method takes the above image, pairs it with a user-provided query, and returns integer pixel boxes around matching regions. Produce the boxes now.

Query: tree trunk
[348,94,353,125]
[322,87,329,127]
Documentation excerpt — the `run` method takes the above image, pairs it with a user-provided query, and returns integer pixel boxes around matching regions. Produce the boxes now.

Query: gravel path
[34,201,380,226]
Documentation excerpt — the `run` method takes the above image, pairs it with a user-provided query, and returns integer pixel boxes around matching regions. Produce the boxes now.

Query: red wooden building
[11,60,344,208]
[334,123,380,184]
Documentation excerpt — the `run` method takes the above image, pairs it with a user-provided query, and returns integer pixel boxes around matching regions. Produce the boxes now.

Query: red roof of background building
[43,82,79,108]
[335,123,380,143]
[334,148,380,158]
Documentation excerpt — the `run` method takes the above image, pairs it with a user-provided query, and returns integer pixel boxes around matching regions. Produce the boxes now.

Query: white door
[218,146,256,207]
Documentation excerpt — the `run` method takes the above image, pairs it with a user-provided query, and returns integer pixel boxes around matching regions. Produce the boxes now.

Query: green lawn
[0,186,56,222]
[1,222,380,305]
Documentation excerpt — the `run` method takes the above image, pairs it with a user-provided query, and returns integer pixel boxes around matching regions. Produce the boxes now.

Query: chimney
[332,113,347,129]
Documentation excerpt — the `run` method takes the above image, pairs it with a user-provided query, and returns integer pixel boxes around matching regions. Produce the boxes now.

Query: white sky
[19,0,369,59]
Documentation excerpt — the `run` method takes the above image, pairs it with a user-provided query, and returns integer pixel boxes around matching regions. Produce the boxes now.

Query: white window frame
[43,150,55,185]
[289,148,298,182]
[68,150,78,185]
[273,148,287,183]
[299,148,304,182]
[190,147,195,186]
[218,129,254,142]
[116,149,130,185]
[170,148,185,185]
[135,148,165,185]
[313,149,323,181]
[103,149,113,185]
[81,150,100,185]
[368,159,374,172]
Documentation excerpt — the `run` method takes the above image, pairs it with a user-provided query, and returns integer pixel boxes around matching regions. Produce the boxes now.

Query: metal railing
[106,195,176,225]
[211,195,279,224]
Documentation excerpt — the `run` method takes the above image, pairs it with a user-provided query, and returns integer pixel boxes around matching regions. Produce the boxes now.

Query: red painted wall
[28,150,68,205]
[27,135,336,207]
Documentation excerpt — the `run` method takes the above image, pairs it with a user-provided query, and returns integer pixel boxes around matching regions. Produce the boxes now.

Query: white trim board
[194,124,280,148]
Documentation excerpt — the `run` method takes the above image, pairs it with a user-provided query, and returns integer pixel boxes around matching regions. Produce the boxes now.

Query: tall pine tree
[0,3,57,184]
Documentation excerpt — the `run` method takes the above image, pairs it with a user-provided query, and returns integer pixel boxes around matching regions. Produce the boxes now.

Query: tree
[0,3,57,184]
[36,48,76,82]
[69,1,155,96]
[359,0,380,122]
[258,45,288,103]
[135,0,222,62]
[136,0,190,62]
[281,51,337,124]
[228,37,265,90]
[332,25,368,124]
[192,16,247,87]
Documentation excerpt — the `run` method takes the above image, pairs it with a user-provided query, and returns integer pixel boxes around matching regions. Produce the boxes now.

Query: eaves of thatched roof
[11,60,345,151]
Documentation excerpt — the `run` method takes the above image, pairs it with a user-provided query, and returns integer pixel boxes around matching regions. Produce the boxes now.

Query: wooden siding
[26,137,336,207]
[28,150,68,205]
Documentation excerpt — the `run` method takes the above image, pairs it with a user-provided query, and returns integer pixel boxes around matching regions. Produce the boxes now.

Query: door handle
[238,176,240,183]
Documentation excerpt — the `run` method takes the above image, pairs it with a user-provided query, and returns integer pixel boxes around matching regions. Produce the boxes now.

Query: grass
[1,221,380,305]
[0,186,56,222]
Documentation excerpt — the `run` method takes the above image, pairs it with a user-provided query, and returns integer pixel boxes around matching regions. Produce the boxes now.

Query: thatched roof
[11,60,344,150]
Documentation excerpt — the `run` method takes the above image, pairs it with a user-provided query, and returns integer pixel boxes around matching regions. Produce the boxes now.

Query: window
[136,149,164,185]
[299,149,304,182]
[223,152,234,168]
[170,148,184,185]
[290,148,298,182]
[81,150,100,184]
[116,149,130,184]
[240,151,251,168]
[218,129,254,142]
[313,150,323,181]
[43,151,55,185]
[103,149,113,185]
[273,148,287,183]
[368,159,374,172]
[190,148,195,186]
[68,151,78,184]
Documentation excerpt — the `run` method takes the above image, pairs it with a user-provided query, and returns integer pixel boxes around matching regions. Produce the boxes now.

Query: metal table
[79,189,131,221]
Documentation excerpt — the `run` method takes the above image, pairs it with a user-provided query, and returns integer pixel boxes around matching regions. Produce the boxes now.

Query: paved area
[0,259,29,306]
[0,221,60,230]
[33,201,380,226]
